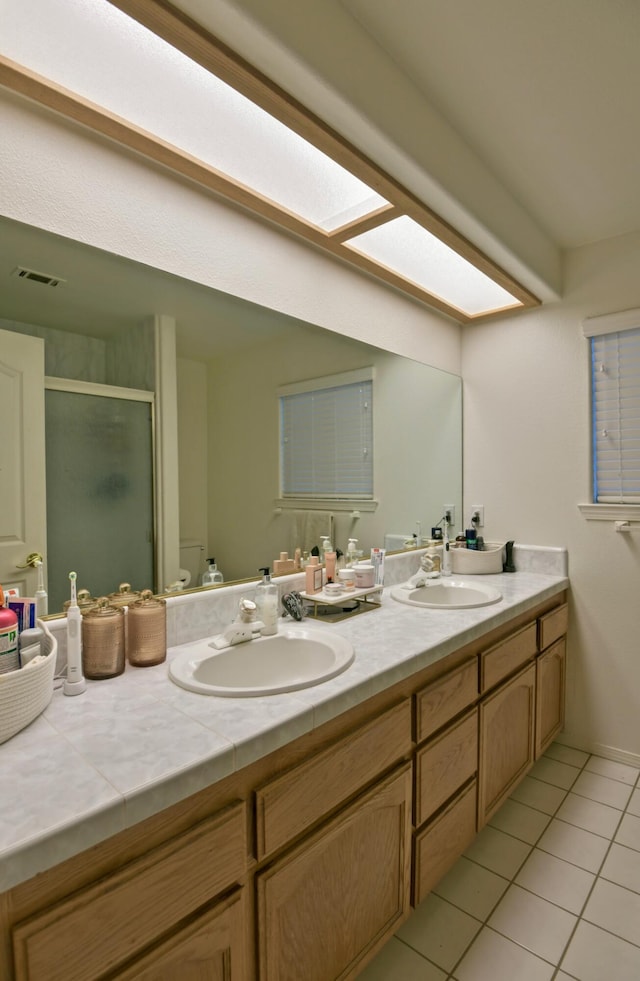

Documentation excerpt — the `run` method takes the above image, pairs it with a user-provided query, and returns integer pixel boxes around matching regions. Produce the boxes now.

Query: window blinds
[591,326,640,503]
[280,378,373,498]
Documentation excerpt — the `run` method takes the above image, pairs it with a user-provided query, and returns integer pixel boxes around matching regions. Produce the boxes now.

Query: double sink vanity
[0,546,569,980]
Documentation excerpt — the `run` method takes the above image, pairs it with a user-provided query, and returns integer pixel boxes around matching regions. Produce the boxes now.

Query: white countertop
[1,565,568,893]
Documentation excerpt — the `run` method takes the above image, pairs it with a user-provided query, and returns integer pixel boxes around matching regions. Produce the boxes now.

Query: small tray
[299,584,383,606]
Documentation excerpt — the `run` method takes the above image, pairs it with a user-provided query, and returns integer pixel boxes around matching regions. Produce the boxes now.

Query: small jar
[338,568,356,590]
[82,597,125,679]
[354,564,376,588]
[127,590,167,667]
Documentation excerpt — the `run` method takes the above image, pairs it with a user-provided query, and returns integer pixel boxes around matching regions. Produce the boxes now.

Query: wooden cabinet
[478,662,536,827]
[1,591,568,981]
[257,765,412,981]
[415,709,477,827]
[414,781,477,905]
[256,700,412,859]
[12,803,247,981]
[116,891,247,981]
[536,637,566,757]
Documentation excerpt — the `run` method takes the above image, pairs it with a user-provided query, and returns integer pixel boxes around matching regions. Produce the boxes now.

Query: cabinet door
[414,781,477,905]
[257,765,412,981]
[535,638,566,758]
[478,662,535,827]
[116,890,247,981]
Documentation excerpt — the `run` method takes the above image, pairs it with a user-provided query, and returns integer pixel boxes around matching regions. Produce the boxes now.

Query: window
[279,369,373,500]
[585,311,640,504]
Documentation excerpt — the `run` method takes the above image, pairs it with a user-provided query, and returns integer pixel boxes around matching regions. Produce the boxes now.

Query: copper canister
[127,589,166,667]
[107,582,141,609]
[81,597,125,679]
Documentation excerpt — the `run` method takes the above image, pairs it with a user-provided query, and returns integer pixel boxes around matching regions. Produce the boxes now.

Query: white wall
[463,231,640,764]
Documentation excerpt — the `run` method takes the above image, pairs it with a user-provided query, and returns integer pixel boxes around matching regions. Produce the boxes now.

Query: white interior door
[0,328,47,597]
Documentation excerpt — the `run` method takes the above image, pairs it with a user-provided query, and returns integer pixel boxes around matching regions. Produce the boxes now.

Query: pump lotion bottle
[255,568,278,635]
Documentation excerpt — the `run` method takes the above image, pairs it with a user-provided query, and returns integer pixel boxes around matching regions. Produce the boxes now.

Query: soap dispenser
[255,567,278,635]
[346,538,359,566]
[202,558,224,586]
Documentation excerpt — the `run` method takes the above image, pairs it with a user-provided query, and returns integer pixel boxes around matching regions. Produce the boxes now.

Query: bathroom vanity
[0,561,567,980]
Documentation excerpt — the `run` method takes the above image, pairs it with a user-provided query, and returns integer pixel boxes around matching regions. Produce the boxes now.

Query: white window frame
[579,308,640,526]
[276,367,377,511]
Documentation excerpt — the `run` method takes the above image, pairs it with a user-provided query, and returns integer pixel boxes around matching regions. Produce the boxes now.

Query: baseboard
[554,734,640,769]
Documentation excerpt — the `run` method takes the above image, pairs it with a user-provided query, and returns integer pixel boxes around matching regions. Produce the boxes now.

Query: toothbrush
[34,558,48,618]
[64,572,86,696]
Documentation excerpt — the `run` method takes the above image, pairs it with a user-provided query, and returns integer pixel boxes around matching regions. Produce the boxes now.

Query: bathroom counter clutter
[0,566,568,894]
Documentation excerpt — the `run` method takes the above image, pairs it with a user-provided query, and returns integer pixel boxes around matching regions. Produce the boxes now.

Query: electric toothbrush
[64,572,86,696]
[34,558,48,618]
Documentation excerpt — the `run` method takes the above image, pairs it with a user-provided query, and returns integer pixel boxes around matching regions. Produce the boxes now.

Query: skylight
[0,0,537,320]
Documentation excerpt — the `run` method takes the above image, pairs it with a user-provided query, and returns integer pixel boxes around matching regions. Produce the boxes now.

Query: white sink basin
[391,578,502,609]
[169,624,354,696]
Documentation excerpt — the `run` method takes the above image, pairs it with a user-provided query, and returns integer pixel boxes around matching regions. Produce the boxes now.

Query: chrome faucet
[210,598,264,649]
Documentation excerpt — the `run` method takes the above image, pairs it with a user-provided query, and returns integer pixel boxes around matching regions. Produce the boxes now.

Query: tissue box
[450,542,504,575]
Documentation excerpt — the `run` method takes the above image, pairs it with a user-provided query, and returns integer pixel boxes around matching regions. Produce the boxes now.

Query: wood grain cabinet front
[415,657,477,743]
[115,890,247,981]
[255,700,412,860]
[535,637,566,758]
[257,764,412,981]
[478,662,536,827]
[11,802,246,981]
[413,781,477,905]
[415,708,478,827]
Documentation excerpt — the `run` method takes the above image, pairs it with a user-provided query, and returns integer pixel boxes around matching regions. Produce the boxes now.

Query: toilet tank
[179,540,205,587]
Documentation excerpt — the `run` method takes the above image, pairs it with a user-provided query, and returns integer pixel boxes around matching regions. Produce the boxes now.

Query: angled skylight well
[0,0,536,320]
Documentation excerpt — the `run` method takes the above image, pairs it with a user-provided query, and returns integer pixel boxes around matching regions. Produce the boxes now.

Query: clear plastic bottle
[202,557,224,586]
[255,567,278,635]
[346,538,359,566]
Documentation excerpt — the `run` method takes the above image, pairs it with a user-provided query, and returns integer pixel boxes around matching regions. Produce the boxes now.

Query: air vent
[13,266,66,288]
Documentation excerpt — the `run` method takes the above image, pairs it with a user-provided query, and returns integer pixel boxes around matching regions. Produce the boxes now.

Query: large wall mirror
[0,217,462,613]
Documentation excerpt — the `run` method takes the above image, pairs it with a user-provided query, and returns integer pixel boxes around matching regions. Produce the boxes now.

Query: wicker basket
[0,621,57,744]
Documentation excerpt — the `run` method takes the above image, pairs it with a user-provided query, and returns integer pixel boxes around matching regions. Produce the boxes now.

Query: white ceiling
[341,0,640,249]
[3,0,639,340]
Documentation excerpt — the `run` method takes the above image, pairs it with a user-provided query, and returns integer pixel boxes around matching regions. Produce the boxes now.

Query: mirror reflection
[0,217,462,613]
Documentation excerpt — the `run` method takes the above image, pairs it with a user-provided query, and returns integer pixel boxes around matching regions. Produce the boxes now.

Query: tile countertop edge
[1,562,568,893]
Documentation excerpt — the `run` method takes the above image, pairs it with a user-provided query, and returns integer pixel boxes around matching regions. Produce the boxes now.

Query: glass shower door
[45,388,155,612]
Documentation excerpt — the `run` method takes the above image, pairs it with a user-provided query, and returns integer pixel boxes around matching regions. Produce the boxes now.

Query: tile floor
[358,743,640,980]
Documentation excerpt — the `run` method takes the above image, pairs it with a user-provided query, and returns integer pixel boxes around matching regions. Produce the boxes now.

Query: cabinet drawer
[414,780,477,905]
[12,802,246,981]
[415,658,477,743]
[538,603,568,651]
[256,700,412,859]
[480,621,537,693]
[415,709,478,827]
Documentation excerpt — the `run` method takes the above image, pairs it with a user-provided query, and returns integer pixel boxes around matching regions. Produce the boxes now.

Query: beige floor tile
[488,884,577,963]
[544,743,590,768]
[433,856,509,921]
[562,920,640,980]
[555,973,577,980]
[537,819,610,873]
[453,926,554,981]
[396,894,481,972]
[582,877,640,946]
[572,769,634,809]
[489,799,551,844]
[627,788,640,818]
[464,825,532,879]
[515,847,595,914]
[615,811,640,851]
[585,756,640,785]
[356,937,447,980]
[600,842,640,895]
[510,775,567,815]
[529,756,580,790]
[555,792,623,838]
